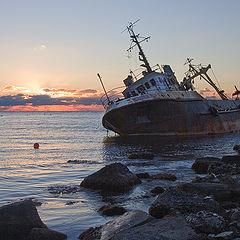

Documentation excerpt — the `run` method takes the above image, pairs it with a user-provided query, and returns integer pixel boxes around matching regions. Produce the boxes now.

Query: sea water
[0,111,239,239]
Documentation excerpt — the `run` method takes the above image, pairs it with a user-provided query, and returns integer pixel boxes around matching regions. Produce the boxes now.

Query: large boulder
[80,163,141,194]
[27,228,67,240]
[79,210,201,240]
[0,199,66,240]
[0,200,46,240]
[192,157,221,174]
[148,189,220,218]
[186,211,226,234]
[178,182,232,201]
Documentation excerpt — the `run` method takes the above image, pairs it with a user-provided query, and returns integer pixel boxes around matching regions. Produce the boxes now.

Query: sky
[0,0,239,111]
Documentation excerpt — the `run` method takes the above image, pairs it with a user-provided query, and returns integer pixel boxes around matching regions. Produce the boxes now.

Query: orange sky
[0,104,103,111]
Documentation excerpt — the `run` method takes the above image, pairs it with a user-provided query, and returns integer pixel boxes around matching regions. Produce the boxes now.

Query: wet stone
[27,228,67,240]
[222,155,240,166]
[150,173,177,181]
[0,199,66,240]
[98,205,126,216]
[149,188,220,219]
[126,162,155,167]
[231,210,240,221]
[208,162,240,175]
[192,157,221,174]
[128,152,154,160]
[214,231,234,239]
[186,211,226,234]
[0,199,46,240]
[80,163,141,194]
[65,201,79,206]
[67,160,81,164]
[136,172,150,179]
[178,182,232,201]
[79,211,201,240]
[150,186,165,196]
[192,174,220,183]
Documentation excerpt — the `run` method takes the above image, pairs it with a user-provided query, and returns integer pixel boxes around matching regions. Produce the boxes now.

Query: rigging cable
[211,68,222,90]
[210,68,233,101]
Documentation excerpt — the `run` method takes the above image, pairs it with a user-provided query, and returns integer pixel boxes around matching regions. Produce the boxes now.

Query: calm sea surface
[0,111,240,239]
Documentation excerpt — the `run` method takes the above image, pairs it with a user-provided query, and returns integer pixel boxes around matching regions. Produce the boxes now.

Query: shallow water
[0,111,239,239]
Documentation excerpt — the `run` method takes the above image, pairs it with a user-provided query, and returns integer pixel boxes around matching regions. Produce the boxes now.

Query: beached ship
[99,22,240,136]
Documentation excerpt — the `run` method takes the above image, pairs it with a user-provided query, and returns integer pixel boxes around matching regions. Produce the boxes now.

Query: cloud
[0,85,121,111]
[33,44,47,52]
[0,94,27,106]
[0,93,102,108]
[0,86,30,95]
[199,88,211,95]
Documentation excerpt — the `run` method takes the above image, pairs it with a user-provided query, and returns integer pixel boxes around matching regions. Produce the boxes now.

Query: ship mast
[126,21,152,73]
[183,58,228,100]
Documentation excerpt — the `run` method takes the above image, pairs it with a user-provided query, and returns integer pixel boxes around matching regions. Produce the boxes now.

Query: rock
[192,157,221,174]
[126,162,154,167]
[186,211,226,234]
[149,189,220,218]
[79,226,102,240]
[217,175,240,199]
[128,152,154,160]
[32,200,43,206]
[142,194,152,198]
[0,199,66,240]
[222,155,240,166]
[99,205,126,216]
[136,172,150,179]
[192,174,220,183]
[67,160,81,163]
[27,228,67,240]
[214,231,233,238]
[231,210,240,221]
[208,162,240,175]
[79,210,201,240]
[233,145,240,155]
[110,214,201,240]
[66,201,79,206]
[150,186,165,195]
[150,173,177,181]
[80,163,141,194]
[0,199,46,240]
[178,182,232,201]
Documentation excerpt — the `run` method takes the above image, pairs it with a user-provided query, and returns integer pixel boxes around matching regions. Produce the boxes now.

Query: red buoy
[34,143,39,149]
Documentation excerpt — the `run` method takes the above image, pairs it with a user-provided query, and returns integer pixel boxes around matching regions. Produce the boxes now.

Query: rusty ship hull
[103,98,240,136]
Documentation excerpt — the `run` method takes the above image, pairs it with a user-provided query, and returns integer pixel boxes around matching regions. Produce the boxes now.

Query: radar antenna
[124,20,152,73]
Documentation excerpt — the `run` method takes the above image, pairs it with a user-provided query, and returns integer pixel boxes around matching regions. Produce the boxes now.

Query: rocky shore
[2,152,240,240]
[79,154,240,240]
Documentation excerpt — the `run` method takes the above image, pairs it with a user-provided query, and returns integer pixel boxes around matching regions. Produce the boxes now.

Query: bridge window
[126,92,131,98]
[131,90,138,96]
[144,82,150,89]
[137,85,146,94]
[150,79,156,86]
